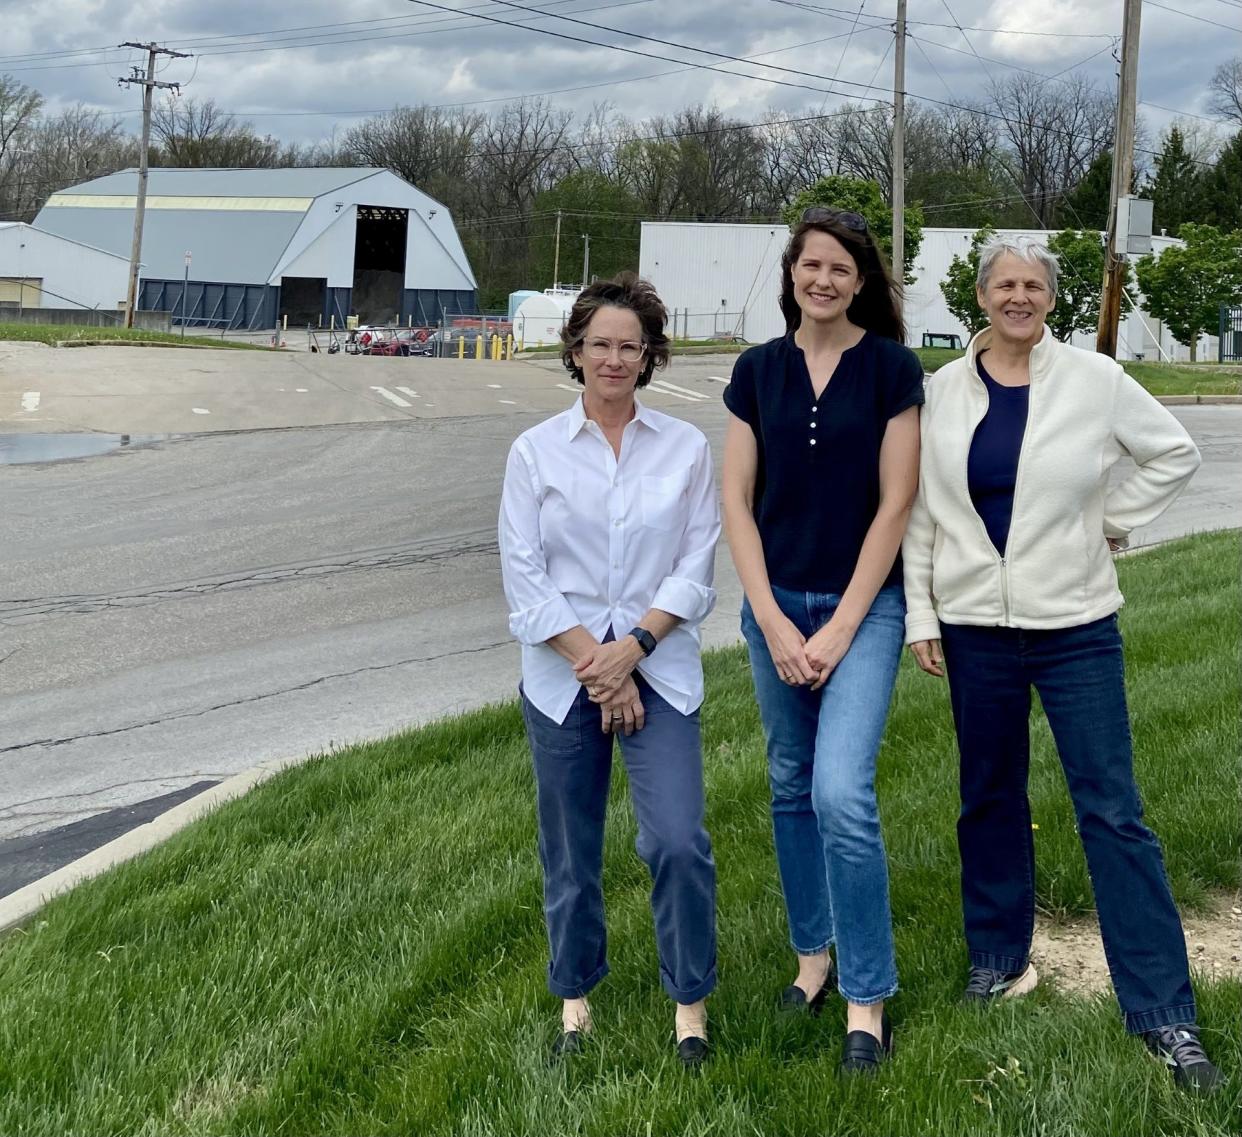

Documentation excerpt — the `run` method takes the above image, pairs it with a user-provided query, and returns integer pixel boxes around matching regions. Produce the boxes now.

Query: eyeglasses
[801,207,869,233]
[582,337,647,363]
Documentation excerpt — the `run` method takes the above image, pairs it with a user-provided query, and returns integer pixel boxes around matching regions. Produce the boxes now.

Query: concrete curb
[52,339,273,352]
[0,753,307,935]
[1156,394,1242,405]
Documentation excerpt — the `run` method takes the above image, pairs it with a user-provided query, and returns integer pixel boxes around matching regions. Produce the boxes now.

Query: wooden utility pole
[1096,0,1142,357]
[118,42,189,327]
[553,209,563,289]
[892,0,908,285]
[581,233,590,286]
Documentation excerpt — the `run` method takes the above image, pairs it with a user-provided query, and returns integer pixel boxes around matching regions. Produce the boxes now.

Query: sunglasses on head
[801,207,868,233]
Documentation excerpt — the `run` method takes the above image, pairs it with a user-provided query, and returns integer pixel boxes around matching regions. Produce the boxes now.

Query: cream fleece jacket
[903,326,1201,644]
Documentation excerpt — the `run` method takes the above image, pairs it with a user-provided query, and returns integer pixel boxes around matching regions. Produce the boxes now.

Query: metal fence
[669,309,746,342]
[1220,305,1242,363]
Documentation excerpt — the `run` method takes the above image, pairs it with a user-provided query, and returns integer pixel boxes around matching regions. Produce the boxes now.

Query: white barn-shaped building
[34,167,477,329]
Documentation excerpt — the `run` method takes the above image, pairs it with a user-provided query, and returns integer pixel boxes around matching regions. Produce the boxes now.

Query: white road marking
[396,386,419,398]
[192,407,211,415]
[370,386,412,408]
[650,378,709,400]
[295,387,309,393]
[423,403,436,407]
[556,383,582,394]
[707,375,730,384]
[487,383,503,389]
[648,380,705,402]
[498,399,517,405]
[21,392,40,413]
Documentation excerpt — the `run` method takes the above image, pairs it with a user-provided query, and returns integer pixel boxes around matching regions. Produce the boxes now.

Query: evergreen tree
[1145,126,1205,237]
[1198,131,1242,233]
[1058,151,1114,230]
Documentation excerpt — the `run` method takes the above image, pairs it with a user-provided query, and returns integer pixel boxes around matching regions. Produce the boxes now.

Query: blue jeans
[741,585,905,1005]
[941,615,1196,1033]
[520,675,717,1004]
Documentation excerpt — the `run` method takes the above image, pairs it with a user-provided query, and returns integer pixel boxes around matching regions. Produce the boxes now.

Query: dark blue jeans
[941,615,1196,1033]
[520,675,717,1004]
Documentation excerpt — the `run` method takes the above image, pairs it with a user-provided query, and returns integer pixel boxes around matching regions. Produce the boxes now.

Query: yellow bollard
[506,333,514,360]
[474,333,484,360]
[490,334,499,361]
[457,334,465,359]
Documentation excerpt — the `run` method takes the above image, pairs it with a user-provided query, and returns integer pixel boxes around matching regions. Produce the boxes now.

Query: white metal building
[33,167,477,329]
[639,221,1210,362]
[0,222,129,312]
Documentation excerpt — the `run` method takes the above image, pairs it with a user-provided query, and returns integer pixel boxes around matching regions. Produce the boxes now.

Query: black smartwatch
[628,627,657,657]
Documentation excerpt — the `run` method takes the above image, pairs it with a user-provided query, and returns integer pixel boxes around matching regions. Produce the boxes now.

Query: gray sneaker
[963,963,1038,1002]
[1144,1024,1222,1093]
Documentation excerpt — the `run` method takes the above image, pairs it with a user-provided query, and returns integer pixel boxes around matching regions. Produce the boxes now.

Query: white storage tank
[514,289,579,348]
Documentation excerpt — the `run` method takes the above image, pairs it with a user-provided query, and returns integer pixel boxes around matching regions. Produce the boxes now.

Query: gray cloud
[0,0,1235,146]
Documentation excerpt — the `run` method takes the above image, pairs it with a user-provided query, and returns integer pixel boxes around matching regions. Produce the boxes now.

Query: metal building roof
[33,167,474,288]
[54,167,388,199]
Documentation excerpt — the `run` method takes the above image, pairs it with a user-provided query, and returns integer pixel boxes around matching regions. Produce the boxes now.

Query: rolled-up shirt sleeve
[650,437,720,627]
[498,440,581,646]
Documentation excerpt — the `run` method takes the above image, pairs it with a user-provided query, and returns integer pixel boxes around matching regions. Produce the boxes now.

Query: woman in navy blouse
[721,208,923,1073]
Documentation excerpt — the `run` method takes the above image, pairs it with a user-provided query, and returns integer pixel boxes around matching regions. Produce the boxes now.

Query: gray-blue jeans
[520,674,717,1004]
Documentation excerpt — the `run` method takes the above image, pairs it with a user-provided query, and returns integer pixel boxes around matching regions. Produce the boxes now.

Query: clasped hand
[574,638,646,733]
[763,613,855,691]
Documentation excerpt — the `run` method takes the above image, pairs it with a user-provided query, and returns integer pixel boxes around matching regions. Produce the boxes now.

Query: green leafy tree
[940,226,995,335]
[1045,229,1133,340]
[528,170,642,289]
[1198,130,1242,233]
[1145,126,1205,237]
[783,175,923,284]
[1135,222,1242,361]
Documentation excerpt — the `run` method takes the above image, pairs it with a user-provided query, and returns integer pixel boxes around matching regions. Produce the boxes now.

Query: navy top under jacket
[967,351,1030,556]
[724,331,925,593]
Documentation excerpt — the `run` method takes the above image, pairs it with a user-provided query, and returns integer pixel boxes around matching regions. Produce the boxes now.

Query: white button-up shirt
[499,396,720,724]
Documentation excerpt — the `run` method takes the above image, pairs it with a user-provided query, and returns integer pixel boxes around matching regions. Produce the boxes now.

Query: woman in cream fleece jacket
[903,235,1219,1092]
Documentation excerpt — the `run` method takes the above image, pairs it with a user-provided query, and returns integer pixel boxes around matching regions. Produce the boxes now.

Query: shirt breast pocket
[640,472,687,532]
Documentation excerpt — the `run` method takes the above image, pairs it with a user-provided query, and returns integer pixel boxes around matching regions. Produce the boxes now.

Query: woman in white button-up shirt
[499,275,721,1068]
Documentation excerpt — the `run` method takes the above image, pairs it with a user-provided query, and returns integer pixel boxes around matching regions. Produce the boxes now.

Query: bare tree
[988,72,1115,227]
[344,104,482,203]
[152,97,284,167]
[1208,57,1242,125]
[0,75,43,220]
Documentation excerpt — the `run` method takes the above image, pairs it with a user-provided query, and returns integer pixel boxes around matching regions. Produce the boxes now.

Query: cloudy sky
[1,0,1237,146]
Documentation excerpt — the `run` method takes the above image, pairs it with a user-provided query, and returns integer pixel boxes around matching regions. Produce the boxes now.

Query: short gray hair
[976,235,1059,298]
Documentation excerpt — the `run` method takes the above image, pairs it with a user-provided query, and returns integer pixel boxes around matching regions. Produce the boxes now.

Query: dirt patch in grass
[1032,891,1242,997]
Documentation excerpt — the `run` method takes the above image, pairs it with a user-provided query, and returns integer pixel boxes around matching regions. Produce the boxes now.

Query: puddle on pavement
[0,433,170,465]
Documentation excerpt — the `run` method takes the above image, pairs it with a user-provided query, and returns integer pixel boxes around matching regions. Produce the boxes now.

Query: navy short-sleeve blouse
[723,330,924,593]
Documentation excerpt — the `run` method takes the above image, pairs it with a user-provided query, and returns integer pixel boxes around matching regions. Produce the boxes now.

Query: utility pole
[581,233,590,287]
[118,42,189,327]
[892,0,908,287]
[553,209,563,289]
[1096,0,1142,357]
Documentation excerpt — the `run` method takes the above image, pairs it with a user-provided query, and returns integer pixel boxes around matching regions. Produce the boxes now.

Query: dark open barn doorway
[279,276,326,327]
[353,206,408,324]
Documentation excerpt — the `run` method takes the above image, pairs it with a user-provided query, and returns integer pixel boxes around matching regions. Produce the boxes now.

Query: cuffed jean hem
[661,964,718,1004]
[547,961,609,1000]
[837,982,898,1007]
[1123,1002,1198,1035]
[969,950,1030,974]
[792,938,834,956]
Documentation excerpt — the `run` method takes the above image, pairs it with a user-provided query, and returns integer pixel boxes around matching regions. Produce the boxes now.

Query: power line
[767,0,1119,38]
[1146,1,1242,31]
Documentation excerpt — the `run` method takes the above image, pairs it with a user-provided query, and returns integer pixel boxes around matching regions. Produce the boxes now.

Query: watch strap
[628,627,657,657]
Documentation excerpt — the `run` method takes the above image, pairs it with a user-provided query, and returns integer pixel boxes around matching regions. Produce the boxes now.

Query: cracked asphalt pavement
[1,350,1237,859]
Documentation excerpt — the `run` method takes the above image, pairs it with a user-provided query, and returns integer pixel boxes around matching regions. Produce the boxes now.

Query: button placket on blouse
[810,403,819,446]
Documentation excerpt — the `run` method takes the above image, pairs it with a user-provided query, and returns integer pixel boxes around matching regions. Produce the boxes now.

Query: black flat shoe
[677,1035,709,1069]
[838,1011,893,1076]
[780,956,838,1015]
[551,1030,585,1061]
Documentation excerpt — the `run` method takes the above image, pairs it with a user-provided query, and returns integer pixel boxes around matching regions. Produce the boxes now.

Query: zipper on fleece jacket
[1002,369,1037,627]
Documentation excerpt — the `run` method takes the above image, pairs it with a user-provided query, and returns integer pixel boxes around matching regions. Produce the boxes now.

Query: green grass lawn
[0,323,270,350]
[914,345,1241,397]
[1,532,1238,1136]
[1121,362,1242,398]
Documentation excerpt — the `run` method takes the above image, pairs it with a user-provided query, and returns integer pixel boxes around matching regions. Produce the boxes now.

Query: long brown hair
[779,215,906,342]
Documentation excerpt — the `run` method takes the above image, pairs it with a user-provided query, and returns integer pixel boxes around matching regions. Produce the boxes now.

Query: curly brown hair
[560,272,671,387]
